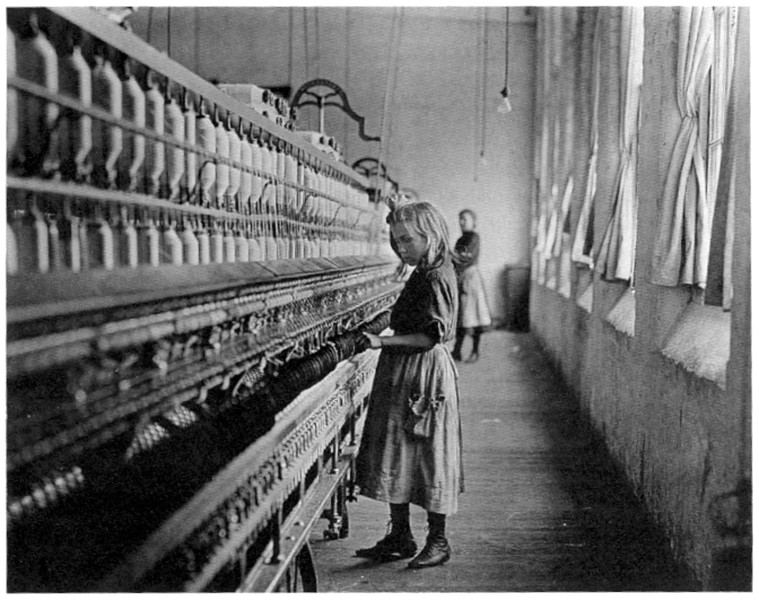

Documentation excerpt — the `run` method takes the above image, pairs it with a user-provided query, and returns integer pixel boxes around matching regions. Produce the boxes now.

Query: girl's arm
[363,332,434,350]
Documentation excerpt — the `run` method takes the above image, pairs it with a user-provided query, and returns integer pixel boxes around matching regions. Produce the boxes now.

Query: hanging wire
[377,8,403,197]
[303,7,310,82]
[505,6,510,86]
[288,7,294,90]
[481,7,489,158]
[302,8,311,130]
[193,7,200,73]
[386,8,404,178]
[498,5,512,111]
[314,7,321,79]
[343,7,351,157]
[473,7,484,181]
[146,7,154,44]
[167,7,171,58]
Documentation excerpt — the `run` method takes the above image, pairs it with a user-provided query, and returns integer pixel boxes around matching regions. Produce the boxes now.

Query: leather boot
[356,503,417,559]
[451,330,465,362]
[408,512,451,569]
[355,528,417,559]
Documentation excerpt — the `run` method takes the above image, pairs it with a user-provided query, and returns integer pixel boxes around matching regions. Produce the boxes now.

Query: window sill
[660,302,730,389]
[605,287,635,337]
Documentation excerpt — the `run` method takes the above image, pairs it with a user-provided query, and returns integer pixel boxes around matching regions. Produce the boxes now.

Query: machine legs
[323,477,350,540]
[276,542,317,592]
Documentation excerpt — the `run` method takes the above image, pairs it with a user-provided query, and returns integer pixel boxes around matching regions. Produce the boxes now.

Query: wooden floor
[309,330,697,592]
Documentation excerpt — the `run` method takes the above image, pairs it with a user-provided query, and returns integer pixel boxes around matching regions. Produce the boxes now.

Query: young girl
[452,209,491,363]
[356,200,464,569]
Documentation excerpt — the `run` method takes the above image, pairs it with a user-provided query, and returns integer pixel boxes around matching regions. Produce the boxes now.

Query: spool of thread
[196,221,210,265]
[285,151,297,209]
[92,52,123,188]
[235,226,249,262]
[276,146,286,208]
[211,227,224,264]
[181,221,200,265]
[141,217,160,267]
[7,26,17,168]
[145,74,165,196]
[7,222,18,275]
[163,222,183,265]
[250,138,263,206]
[214,109,230,206]
[239,124,253,212]
[224,225,236,263]
[47,214,62,270]
[16,14,60,177]
[121,62,145,191]
[197,100,216,206]
[165,93,185,201]
[123,218,138,268]
[265,234,277,261]
[227,116,241,207]
[60,44,93,181]
[183,91,197,202]
[98,218,115,270]
[247,226,261,261]
[32,205,50,273]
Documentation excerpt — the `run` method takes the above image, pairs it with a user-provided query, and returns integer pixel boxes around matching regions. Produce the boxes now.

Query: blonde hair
[387,201,455,269]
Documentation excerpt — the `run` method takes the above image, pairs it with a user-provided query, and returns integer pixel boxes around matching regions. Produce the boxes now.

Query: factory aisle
[309,330,697,592]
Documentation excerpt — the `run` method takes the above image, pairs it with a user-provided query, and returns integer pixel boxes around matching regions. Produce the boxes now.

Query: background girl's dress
[356,256,464,515]
[454,231,491,330]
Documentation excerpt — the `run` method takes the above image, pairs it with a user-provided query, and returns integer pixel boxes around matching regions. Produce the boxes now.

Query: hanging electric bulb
[498,85,512,114]
[498,7,512,115]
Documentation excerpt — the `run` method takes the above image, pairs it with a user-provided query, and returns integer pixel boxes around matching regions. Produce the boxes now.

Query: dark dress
[454,231,491,330]
[355,256,464,514]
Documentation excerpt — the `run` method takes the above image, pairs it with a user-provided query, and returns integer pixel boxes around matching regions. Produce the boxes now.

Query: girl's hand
[362,332,383,349]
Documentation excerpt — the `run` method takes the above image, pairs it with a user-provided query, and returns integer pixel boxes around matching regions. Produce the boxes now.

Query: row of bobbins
[7,10,390,276]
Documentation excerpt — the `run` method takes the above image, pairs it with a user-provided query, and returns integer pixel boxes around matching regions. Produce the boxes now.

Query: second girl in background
[452,209,491,363]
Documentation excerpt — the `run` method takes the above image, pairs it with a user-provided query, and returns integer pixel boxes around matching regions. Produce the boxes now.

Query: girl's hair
[458,208,477,224]
[387,201,455,269]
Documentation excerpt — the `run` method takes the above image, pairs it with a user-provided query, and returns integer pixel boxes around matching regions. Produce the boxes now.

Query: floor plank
[310,331,697,592]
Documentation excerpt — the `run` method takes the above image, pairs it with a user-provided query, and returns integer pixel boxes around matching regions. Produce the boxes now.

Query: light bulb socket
[500,85,510,99]
[497,90,512,114]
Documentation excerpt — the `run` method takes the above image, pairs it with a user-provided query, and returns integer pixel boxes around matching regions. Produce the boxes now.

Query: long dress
[454,231,491,330]
[355,256,464,515]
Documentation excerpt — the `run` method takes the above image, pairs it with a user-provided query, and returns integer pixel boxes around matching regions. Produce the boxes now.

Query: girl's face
[391,222,428,266]
[459,212,475,232]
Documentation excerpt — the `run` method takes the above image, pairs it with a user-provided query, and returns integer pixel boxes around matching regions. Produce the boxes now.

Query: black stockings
[453,327,482,360]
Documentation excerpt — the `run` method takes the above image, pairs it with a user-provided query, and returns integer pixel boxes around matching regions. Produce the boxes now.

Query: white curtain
[571,11,601,268]
[595,7,644,283]
[553,177,574,297]
[542,182,559,289]
[704,7,739,309]
[650,8,715,287]
[532,11,551,286]
[553,176,574,257]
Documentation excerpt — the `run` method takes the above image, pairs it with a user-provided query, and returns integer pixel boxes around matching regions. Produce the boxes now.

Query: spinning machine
[6,7,402,592]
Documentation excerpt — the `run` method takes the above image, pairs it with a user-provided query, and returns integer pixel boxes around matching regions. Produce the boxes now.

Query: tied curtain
[704,7,739,309]
[554,177,574,297]
[534,9,576,290]
[595,7,644,282]
[650,8,716,287]
[571,10,601,269]
[532,10,557,286]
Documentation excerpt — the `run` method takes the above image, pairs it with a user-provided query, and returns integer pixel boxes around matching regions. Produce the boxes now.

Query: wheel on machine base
[276,541,318,592]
